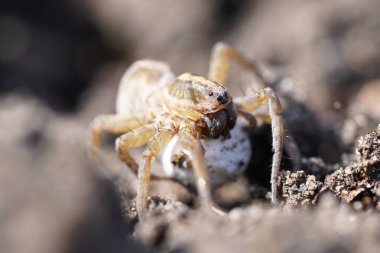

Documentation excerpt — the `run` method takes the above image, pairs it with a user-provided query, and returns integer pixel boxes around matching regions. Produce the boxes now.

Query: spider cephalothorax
[164,73,233,121]
[164,73,237,139]
[89,42,284,220]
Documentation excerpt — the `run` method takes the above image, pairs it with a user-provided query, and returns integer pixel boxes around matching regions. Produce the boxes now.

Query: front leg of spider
[235,88,284,204]
[136,126,175,219]
[178,122,225,215]
[115,124,156,173]
[88,114,148,161]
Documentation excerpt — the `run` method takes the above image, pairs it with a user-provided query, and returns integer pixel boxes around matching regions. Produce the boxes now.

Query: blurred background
[1,0,380,252]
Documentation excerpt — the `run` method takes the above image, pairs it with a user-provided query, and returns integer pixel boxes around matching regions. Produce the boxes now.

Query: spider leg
[235,88,283,205]
[117,124,181,183]
[208,42,264,85]
[235,93,302,171]
[115,124,156,174]
[136,126,175,219]
[177,123,225,215]
[88,114,148,159]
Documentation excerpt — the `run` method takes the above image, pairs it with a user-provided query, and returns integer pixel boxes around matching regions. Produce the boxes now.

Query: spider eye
[209,92,214,96]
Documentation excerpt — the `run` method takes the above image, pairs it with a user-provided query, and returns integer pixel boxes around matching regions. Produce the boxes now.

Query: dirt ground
[1,1,380,253]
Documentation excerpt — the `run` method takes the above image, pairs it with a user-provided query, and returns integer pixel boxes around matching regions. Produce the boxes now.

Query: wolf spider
[89,42,283,220]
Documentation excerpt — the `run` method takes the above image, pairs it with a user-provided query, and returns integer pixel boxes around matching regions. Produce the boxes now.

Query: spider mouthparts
[201,103,237,139]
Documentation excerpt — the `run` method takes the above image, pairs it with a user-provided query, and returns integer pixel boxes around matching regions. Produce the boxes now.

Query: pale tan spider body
[89,42,283,220]
[115,60,174,117]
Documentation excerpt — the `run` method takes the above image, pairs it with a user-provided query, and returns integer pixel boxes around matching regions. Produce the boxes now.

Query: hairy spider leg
[115,124,156,173]
[235,88,283,204]
[208,42,263,85]
[177,122,226,215]
[136,126,175,219]
[89,114,148,160]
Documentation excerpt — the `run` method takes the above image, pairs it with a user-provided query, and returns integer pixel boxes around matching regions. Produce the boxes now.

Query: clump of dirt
[325,125,380,209]
[357,125,380,167]
[278,170,323,208]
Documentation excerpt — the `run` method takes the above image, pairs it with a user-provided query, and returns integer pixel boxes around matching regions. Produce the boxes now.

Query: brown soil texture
[1,1,380,253]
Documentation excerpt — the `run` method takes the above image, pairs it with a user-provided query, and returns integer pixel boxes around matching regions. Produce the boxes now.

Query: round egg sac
[161,121,252,187]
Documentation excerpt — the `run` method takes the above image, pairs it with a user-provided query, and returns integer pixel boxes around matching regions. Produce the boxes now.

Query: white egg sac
[161,121,252,188]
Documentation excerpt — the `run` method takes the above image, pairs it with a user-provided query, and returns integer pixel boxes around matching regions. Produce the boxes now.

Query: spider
[88,42,283,220]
